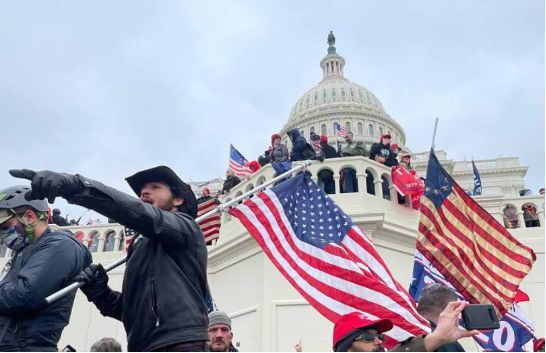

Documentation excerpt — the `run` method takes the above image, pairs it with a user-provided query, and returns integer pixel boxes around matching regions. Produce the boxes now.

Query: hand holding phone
[462,304,500,331]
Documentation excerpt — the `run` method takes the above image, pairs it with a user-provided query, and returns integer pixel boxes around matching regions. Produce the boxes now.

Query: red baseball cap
[400,154,411,159]
[320,135,328,143]
[391,143,399,149]
[381,134,391,139]
[333,312,393,351]
[203,187,210,194]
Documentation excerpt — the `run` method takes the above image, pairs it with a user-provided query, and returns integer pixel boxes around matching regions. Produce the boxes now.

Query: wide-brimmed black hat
[126,166,197,218]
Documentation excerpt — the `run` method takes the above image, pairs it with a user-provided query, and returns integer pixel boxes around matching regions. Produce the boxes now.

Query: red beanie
[320,135,328,143]
[271,133,281,146]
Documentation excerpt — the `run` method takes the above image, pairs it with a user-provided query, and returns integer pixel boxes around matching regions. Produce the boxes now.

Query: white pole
[45,160,313,305]
[431,117,439,150]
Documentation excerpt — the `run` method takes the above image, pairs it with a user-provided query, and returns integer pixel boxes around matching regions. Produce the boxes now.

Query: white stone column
[517,211,526,228]
[356,172,367,195]
[113,231,122,252]
[374,180,383,198]
[334,174,341,194]
[97,232,106,253]
[390,185,397,202]
[83,232,91,248]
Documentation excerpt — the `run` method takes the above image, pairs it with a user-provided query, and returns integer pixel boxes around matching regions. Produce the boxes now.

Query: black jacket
[320,142,338,159]
[0,229,91,352]
[369,142,398,167]
[52,214,69,226]
[287,128,307,161]
[69,178,209,352]
[222,175,241,194]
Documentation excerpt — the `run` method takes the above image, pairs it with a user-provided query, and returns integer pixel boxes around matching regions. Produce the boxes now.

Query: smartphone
[62,345,76,352]
[462,304,500,330]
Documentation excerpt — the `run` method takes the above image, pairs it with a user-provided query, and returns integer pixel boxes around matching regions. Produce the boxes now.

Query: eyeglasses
[354,333,386,343]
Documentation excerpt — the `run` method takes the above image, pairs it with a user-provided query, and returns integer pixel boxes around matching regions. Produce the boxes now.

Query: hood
[287,128,300,141]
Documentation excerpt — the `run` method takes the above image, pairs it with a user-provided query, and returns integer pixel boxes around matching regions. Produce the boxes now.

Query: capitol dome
[280,33,407,151]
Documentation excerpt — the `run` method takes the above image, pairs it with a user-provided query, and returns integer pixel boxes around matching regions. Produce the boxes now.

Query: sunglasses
[355,332,386,343]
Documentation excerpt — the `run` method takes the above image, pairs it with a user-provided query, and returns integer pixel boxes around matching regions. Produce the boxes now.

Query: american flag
[197,197,221,243]
[334,122,346,138]
[417,149,536,317]
[229,144,253,178]
[230,173,430,348]
[309,131,322,148]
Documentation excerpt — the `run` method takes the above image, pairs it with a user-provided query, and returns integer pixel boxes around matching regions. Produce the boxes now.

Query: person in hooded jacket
[9,166,209,352]
[320,135,338,159]
[0,184,91,351]
[287,128,307,161]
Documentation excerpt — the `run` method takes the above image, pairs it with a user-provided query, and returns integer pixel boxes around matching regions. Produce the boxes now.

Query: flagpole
[44,160,314,305]
[430,117,439,150]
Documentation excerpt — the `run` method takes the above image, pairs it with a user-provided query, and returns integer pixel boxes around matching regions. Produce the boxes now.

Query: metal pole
[45,160,313,305]
[431,117,439,150]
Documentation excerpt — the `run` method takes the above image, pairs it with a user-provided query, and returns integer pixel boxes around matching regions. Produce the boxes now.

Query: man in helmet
[51,208,69,226]
[0,185,91,351]
[9,166,209,352]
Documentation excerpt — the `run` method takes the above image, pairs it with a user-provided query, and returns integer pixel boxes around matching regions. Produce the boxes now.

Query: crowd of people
[0,132,542,352]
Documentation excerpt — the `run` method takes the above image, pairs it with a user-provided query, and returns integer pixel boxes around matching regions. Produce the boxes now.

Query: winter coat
[270,144,289,163]
[341,140,368,157]
[320,142,338,159]
[0,229,91,351]
[52,214,69,226]
[222,175,241,194]
[69,179,209,352]
[287,128,307,161]
[370,142,398,167]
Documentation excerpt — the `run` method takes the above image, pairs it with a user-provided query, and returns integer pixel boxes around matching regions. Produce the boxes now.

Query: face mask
[0,225,28,251]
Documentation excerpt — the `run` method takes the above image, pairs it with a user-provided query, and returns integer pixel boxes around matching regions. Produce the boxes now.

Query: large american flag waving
[229,144,253,178]
[230,173,430,348]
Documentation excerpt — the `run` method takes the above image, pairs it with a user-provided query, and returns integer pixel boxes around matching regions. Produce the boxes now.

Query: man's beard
[210,340,227,352]
[372,345,385,352]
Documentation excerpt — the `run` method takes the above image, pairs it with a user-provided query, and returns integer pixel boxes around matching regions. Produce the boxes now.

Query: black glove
[9,169,85,203]
[73,263,109,301]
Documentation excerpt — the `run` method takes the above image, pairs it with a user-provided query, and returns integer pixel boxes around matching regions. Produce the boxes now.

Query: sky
[0,0,544,222]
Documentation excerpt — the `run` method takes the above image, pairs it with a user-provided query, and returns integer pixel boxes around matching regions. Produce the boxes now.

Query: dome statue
[280,32,408,153]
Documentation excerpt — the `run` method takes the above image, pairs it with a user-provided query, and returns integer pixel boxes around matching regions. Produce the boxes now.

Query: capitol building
[1,35,542,351]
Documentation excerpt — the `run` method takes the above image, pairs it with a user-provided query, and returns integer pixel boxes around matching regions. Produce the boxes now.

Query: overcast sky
[0,0,543,222]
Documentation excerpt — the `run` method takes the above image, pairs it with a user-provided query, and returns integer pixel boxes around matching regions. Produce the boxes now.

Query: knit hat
[209,311,231,329]
[271,133,281,146]
[320,135,328,143]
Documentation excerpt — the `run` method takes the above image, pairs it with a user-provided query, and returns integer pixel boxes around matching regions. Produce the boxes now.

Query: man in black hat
[9,166,209,352]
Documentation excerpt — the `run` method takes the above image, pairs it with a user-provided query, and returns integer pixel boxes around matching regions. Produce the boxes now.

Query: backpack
[302,143,317,160]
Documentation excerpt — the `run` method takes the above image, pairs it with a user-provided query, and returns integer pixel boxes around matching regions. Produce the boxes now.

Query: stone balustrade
[499,195,544,229]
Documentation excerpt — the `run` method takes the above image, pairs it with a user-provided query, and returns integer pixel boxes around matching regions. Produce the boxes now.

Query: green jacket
[341,140,368,157]
[389,335,427,352]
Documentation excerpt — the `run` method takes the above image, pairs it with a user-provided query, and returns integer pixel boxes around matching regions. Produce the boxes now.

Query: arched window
[379,127,384,136]
[522,203,540,228]
[331,88,336,97]
[346,122,351,133]
[321,124,327,135]
[358,123,363,135]
[300,130,305,137]
[341,88,346,97]
[323,89,327,99]
[310,127,315,134]
[103,231,116,252]
[333,122,338,133]
[368,124,374,136]
[314,92,318,101]
[88,232,100,253]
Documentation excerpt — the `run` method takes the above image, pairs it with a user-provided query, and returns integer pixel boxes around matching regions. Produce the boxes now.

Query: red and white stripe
[230,189,430,348]
[417,183,536,316]
[198,198,221,243]
[336,124,347,138]
[229,159,253,178]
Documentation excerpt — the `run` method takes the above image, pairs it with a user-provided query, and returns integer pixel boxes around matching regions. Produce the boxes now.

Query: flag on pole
[197,197,221,243]
[310,131,322,148]
[334,122,346,138]
[417,149,536,317]
[472,160,482,196]
[229,144,253,178]
[230,173,430,348]
[409,250,535,352]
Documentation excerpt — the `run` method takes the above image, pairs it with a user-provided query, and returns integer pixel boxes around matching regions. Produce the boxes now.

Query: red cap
[391,143,399,149]
[534,338,545,352]
[320,135,328,143]
[400,154,411,160]
[333,312,393,350]
[249,161,260,172]
[203,187,210,194]
[271,133,281,145]
[381,134,391,139]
